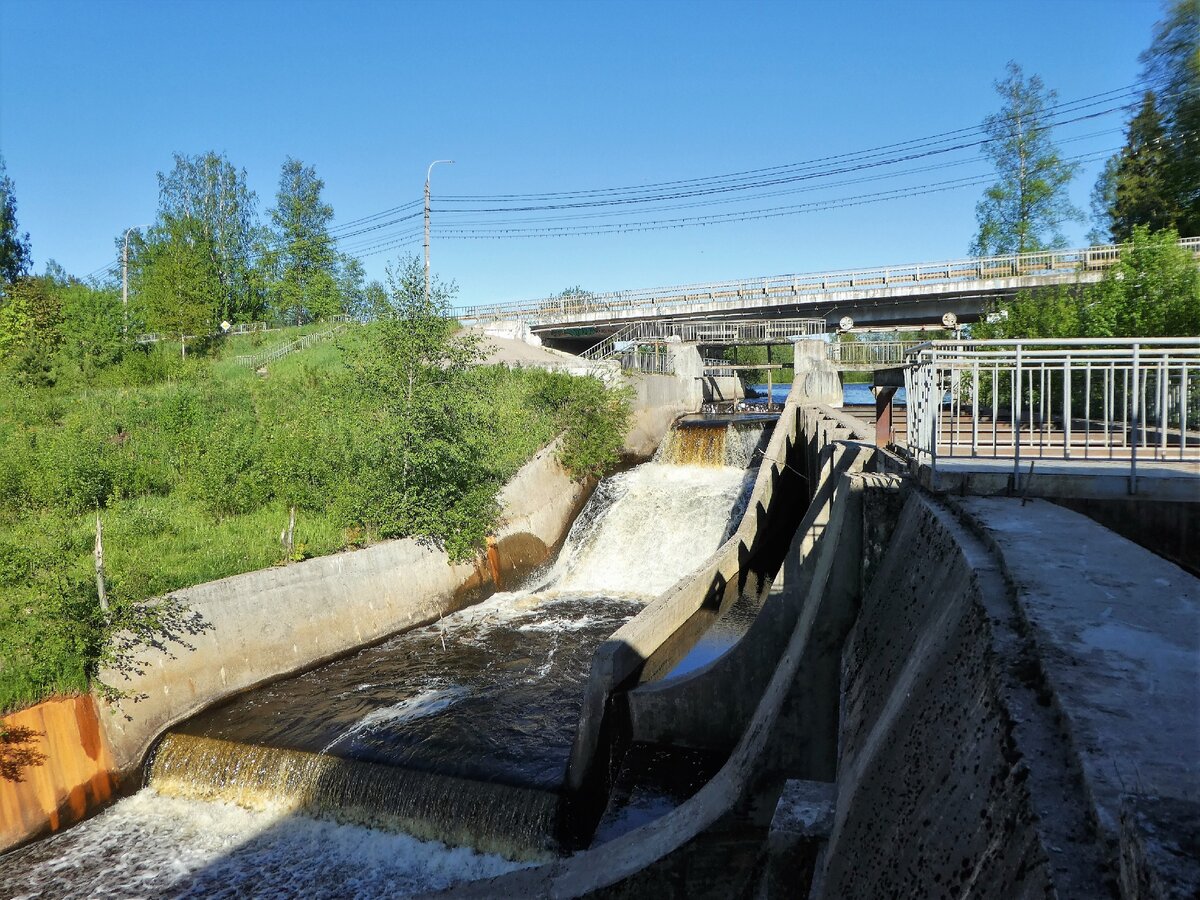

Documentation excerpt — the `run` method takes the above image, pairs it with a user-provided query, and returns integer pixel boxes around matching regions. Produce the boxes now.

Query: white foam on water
[554,463,751,598]
[0,790,527,900]
[322,685,470,753]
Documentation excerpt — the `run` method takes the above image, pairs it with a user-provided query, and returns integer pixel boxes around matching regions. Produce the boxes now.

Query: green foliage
[135,215,221,356]
[266,158,342,324]
[1140,0,1199,237]
[0,155,32,283]
[0,267,632,708]
[972,62,1081,256]
[974,226,1200,339]
[156,151,261,323]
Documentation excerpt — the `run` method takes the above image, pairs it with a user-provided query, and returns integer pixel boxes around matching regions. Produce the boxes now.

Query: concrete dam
[2,343,1197,898]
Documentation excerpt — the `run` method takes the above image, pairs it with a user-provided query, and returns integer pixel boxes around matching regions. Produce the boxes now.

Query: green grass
[0,327,628,712]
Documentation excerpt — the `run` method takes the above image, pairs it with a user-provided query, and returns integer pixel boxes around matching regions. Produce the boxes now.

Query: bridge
[461,238,1200,342]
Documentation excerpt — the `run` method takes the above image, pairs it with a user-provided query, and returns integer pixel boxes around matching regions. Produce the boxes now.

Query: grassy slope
[0,327,599,711]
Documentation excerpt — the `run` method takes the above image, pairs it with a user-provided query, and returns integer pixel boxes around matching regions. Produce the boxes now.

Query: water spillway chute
[1,414,771,895]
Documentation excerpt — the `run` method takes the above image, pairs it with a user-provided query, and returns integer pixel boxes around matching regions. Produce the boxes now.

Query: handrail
[580,317,826,360]
[460,238,1200,325]
[233,323,347,368]
[902,337,1200,493]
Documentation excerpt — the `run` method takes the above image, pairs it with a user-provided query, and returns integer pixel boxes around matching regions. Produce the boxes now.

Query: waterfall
[656,420,771,469]
[148,733,560,862]
[0,415,773,897]
[656,424,727,466]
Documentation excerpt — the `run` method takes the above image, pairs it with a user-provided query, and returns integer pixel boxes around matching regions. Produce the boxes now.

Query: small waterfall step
[149,733,562,861]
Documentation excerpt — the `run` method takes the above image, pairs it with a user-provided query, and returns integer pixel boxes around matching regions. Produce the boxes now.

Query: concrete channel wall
[449,396,1199,897]
[0,697,117,852]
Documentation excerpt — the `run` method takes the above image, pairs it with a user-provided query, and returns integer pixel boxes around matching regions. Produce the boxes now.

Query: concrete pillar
[793,339,843,407]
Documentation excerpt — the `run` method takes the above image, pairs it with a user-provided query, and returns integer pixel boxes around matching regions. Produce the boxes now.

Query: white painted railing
[460,238,1200,326]
[581,317,825,360]
[903,337,1200,491]
[828,340,924,370]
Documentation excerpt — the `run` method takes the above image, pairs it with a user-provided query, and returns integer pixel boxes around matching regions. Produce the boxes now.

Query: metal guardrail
[581,317,826,361]
[701,357,736,377]
[619,348,675,375]
[903,337,1200,492]
[233,323,347,368]
[137,315,351,346]
[828,340,925,370]
[461,238,1200,326]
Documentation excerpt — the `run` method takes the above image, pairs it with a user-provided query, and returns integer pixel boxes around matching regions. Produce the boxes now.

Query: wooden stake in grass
[94,512,109,615]
[281,505,297,563]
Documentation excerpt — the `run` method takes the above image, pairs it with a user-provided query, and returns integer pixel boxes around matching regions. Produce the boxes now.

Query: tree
[267,158,341,324]
[0,276,62,384]
[156,152,260,323]
[971,62,1081,257]
[975,226,1199,339]
[58,282,125,375]
[1138,0,1199,236]
[1108,93,1176,241]
[1088,155,1120,244]
[0,156,32,284]
[135,216,221,358]
[340,254,490,557]
[336,255,372,321]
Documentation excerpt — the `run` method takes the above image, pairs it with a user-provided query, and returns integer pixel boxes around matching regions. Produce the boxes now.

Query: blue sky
[0,0,1168,309]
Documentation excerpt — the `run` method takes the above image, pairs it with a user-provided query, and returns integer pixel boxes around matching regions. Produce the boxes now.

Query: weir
[0,415,777,894]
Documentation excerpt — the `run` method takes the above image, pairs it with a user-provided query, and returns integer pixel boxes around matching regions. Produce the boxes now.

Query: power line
[439,82,1150,204]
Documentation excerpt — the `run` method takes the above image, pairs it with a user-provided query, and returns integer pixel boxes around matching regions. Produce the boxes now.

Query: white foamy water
[0,790,527,900]
[3,451,759,895]
[554,463,751,598]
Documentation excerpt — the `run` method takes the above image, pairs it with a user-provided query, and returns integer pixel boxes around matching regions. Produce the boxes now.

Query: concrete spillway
[0,420,770,897]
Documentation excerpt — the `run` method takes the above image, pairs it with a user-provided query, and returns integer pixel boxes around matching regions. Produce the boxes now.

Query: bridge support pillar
[875,386,897,448]
[793,339,842,407]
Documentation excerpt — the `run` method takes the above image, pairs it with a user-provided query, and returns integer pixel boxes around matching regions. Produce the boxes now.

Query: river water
[0,422,765,898]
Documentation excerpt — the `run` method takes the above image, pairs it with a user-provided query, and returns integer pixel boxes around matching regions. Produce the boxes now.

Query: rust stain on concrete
[1,695,117,852]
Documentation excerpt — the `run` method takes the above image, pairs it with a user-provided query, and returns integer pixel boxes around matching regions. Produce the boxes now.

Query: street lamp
[122,225,149,309]
[424,159,454,303]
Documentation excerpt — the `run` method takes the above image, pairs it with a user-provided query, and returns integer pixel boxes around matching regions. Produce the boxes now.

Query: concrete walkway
[957,497,1200,888]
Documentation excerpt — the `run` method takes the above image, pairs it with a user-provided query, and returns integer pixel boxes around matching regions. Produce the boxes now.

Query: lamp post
[122,225,148,309]
[424,160,454,302]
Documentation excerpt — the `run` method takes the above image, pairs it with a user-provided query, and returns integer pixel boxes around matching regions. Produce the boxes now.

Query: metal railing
[903,337,1200,491]
[460,238,1200,326]
[619,348,675,375]
[581,317,826,360]
[137,315,351,346]
[702,357,737,377]
[233,322,347,368]
[828,340,925,370]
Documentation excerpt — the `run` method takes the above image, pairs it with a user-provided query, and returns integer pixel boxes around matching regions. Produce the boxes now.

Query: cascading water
[1,417,770,897]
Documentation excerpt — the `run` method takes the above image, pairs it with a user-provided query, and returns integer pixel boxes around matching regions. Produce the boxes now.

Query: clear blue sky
[0,0,1168,309]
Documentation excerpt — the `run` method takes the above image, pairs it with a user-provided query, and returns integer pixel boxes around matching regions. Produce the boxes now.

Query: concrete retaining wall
[99,440,594,780]
[620,345,704,457]
[812,493,1114,898]
[1,696,117,852]
[448,454,894,898]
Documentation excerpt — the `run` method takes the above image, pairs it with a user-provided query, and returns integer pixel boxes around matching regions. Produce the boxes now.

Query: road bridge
[461,239,1200,343]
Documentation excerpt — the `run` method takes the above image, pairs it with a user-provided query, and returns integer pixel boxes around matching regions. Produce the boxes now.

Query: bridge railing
[902,337,1200,492]
[581,317,826,361]
[459,238,1200,326]
[828,340,923,370]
